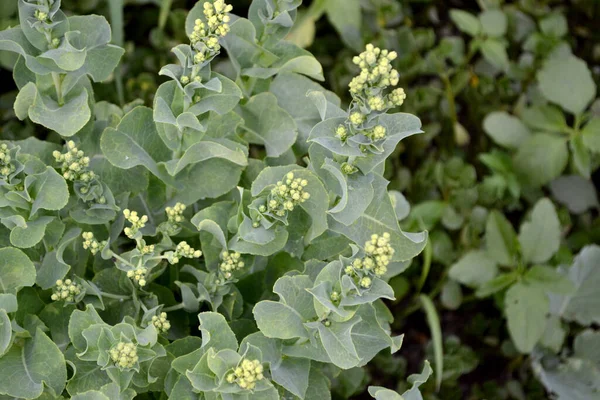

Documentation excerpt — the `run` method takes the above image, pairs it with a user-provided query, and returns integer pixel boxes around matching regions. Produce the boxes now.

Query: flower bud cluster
[34,9,48,22]
[226,359,264,390]
[335,125,348,141]
[166,203,186,225]
[0,143,15,178]
[169,241,202,264]
[349,44,400,99]
[389,88,406,107]
[109,342,138,369]
[340,162,357,175]
[333,45,407,148]
[204,1,232,37]
[367,125,387,141]
[123,209,148,239]
[187,1,232,71]
[82,232,107,255]
[139,243,155,255]
[330,291,340,302]
[127,267,149,287]
[349,112,364,126]
[219,251,244,279]
[51,278,82,302]
[344,233,394,288]
[53,141,95,182]
[266,173,310,217]
[152,312,171,333]
[364,232,394,276]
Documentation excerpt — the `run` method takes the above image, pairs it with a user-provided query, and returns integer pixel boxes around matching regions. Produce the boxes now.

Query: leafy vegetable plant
[0,0,432,399]
[1,0,599,399]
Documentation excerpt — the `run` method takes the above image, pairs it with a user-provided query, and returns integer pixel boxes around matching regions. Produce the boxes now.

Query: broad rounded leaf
[518,198,560,264]
[238,93,297,158]
[483,111,530,149]
[538,54,596,115]
[513,133,568,187]
[550,175,599,214]
[582,117,600,153]
[26,166,69,217]
[480,39,509,71]
[0,328,67,398]
[450,10,481,36]
[0,247,36,294]
[550,245,600,325]
[449,250,497,288]
[253,301,308,340]
[480,10,507,37]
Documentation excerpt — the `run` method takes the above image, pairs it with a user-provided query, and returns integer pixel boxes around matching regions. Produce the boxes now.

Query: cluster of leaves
[0,0,435,399]
[281,0,600,398]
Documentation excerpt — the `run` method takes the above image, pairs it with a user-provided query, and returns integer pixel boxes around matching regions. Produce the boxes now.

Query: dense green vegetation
[0,0,598,399]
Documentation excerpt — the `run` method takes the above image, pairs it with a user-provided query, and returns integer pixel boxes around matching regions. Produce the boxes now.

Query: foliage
[0,0,599,399]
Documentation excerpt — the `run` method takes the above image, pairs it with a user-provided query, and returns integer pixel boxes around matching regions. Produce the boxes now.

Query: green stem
[301,0,328,23]
[137,193,154,225]
[99,291,130,300]
[441,73,458,131]
[51,72,64,105]
[111,252,136,269]
[107,0,125,105]
[158,0,173,31]
[162,303,185,312]
[416,239,432,293]
[574,113,583,133]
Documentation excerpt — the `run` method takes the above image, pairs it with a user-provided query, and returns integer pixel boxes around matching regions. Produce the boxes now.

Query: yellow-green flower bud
[152,312,171,333]
[389,88,406,107]
[360,276,372,288]
[109,342,138,369]
[123,209,148,239]
[330,291,340,302]
[82,232,107,255]
[349,112,364,126]
[228,358,264,390]
[127,267,148,287]
[51,278,82,302]
[335,125,348,140]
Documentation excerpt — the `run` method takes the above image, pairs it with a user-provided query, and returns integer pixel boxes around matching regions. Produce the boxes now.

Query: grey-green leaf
[26,166,69,217]
[518,198,561,264]
[449,250,497,288]
[505,282,549,353]
[450,10,481,36]
[9,216,54,249]
[238,93,297,158]
[550,175,599,214]
[253,301,308,340]
[538,54,596,115]
[483,111,530,149]
[550,245,600,325]
[480,9,507,37]
[15,83,92,137]
[0,247,35,294]
[0,328,67,398]
[480,39,509,71]
[485,210,517,266]
[513,133,568,187]
[582,117,600,153]
[100,106,173,183]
